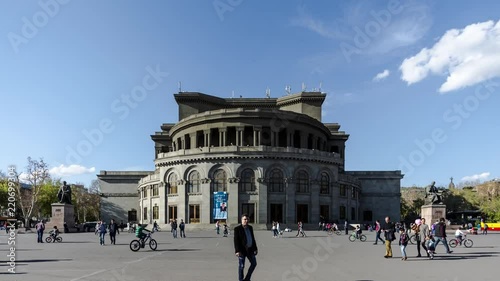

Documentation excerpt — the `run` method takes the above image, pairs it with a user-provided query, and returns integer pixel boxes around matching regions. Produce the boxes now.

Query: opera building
[97,91,403,229]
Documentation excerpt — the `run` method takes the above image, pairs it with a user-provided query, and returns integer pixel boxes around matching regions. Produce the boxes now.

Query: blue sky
[1,0,499,188]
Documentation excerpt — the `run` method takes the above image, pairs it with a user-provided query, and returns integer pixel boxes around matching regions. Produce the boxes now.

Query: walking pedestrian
[171,219,178,238]
[433,217,453,254]
[35,220,45,243]
[399,228,408,260]
[108,219,119,245]
[234,214,258,281]
[344,220,348,235]
[179,219,186,238]
[373,220,385,245]
[216,220,220,235]
[97,220,107,246]
[419,218,430,257]
[381,216,395,258]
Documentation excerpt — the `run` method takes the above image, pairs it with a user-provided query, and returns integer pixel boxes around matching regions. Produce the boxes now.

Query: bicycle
[45,235,62,243]
[129,232,157,251]
[348,231,367,242]
[327,228,342,236]
[448,235,473,248]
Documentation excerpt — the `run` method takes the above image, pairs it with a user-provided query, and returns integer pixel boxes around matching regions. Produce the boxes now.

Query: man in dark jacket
[108,219,119,245]
[381,216,395,258]
[434,217,452,254]
[234,214,258,281]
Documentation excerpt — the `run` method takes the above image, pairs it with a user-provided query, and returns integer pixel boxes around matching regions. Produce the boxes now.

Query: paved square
[1,230,499,281]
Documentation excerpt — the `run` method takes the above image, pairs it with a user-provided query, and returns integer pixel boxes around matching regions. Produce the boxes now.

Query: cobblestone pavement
[1,229,498,281]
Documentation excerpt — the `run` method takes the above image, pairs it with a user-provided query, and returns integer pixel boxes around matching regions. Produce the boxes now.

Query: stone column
[285,177,295,224]
[204,130,211,147]
[177,180,187,223]
[219,128,225,147]
[149,185,153,224]
[190,133,197,149]
[253,126,262,146]
[310,180,320,225]
[228,178,239,225]
[201,178,211,224]
[257,177,267,224]
[159,182,167,224]
[180,135,186,150]
[236,127,244,146]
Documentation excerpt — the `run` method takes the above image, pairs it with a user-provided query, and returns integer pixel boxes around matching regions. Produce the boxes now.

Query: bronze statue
[425,181,443,204]
[57,181,72,204]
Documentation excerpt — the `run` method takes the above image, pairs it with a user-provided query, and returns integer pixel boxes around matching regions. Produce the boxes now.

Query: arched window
[188,171,200,193]
[320,172,330,194]
[239,169,255,192]
[167,173,178,195]
[296,170,309,193]
[269,169,284,192]
[212,169,227,192]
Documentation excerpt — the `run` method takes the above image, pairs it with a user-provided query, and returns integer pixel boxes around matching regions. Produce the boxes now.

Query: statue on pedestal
[57,181,72,204]
[425,181,443,205]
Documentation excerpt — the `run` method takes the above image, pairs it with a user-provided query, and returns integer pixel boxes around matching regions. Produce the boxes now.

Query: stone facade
[97,171,152,223]
[99,91,403,229]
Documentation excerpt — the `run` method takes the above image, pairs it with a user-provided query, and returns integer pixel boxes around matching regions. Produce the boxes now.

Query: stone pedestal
[45,203,75,232]
[421,204,446,225]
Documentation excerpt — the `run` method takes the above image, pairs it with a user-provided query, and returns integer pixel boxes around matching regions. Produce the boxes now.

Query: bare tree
[14,157,50,230]
[73,180,101,222]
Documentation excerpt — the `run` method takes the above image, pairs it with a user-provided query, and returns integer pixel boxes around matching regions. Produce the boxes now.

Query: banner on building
[213,191,228,220]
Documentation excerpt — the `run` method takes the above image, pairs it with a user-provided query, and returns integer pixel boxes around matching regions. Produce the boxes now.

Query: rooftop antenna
[266,87,271,98]
[232,90,235,99]
[302,82,306,92]
[319,82,322,92]
[178,81,182,92]
[285,85,291,95]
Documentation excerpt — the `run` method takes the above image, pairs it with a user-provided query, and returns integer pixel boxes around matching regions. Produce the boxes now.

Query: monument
[45,181,75,232]
[421,181,446,225]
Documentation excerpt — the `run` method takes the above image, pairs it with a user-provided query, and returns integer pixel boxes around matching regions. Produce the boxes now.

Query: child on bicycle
[49,226,59,239]
[135,224,151,246]
[455,227,465,244]
[355,225,362,239]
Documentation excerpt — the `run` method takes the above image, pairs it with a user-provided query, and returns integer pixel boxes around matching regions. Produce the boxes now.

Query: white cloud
[461,172,490,182]
[290,6,348,40]
[400,20,500,93]
[292,2,431,55]
[373,69,390,81]
[49,164,96,177]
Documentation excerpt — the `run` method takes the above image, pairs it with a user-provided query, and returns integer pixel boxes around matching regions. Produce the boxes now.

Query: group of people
[169,219,186,238]
[94,219,120,245]
[378,216,454,261]
[215,220,230,237]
